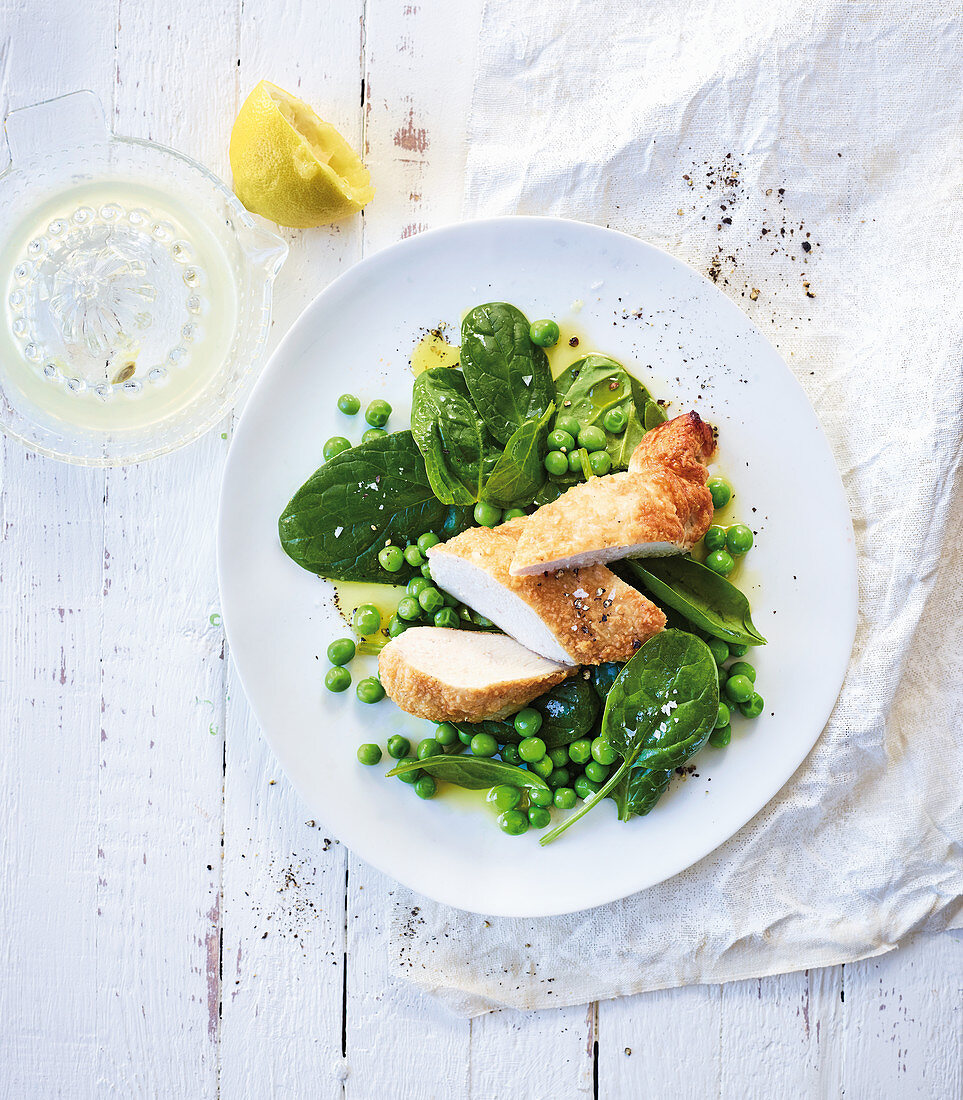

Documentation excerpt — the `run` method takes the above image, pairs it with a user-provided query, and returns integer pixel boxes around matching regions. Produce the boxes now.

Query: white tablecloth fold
[389,0,963,1015]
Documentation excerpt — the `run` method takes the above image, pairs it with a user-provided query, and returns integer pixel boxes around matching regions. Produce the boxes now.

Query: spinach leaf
[539,631,718,845]
[622,558,767,647]
[643,399,668,430]
[614,765,672,821]
[460,303,554,445]
[534,476,576,505]
[481,404,554,508]
[387,755,549,793]
[553,355,652,470]
[410,367,493,505]
[590,662,623,702]
[278,431,473,581]
[453,719,514,744]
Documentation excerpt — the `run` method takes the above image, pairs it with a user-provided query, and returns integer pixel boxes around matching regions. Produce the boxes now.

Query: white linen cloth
[388,0,963,1015]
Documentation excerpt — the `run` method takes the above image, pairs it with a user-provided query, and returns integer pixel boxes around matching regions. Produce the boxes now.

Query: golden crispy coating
[430,520,666,665]
[377,628,571,722]
[510,411,716,576]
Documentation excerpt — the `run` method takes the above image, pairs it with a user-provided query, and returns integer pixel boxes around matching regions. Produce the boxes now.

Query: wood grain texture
[1,0,961,1098]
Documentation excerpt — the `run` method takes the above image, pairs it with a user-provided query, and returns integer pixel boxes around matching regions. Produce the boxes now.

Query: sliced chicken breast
[510,411,716,576]
[378,627,571,722]
[427,520,666,666]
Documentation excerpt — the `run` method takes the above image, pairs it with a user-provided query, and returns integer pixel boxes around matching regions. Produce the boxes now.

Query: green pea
[578,425,607,452]
[708,724,732,748]
[378,545,404,572]
[529,756,554,779]
[356,677,385,704]
[324,666,351,693]
[433,722,458,747]
[547,767,571,789]
[474,501,503,528]
[414,737,439,760]
[705,549,735,576]
[397,767,423,785]
[548,746,570,768]
[739,692,765,719]
[396,596,422,622]
[503,507,527,520]
[420,562,434,580]
[706,637,730,665]
[387,735,410,759]
[470,732,498,757]
[323,436,351,461]
[417,532,440,554]
[414,775,437,799]
[357,743,382,765]
[513,708,543,738]
[337,393,361,416]
[567,448,584,473]
[567,738,592,765]
[365,398,392,427]
[528,806,552,829]
[584,760,609,783]
[724,674,754,704]
[327,637,356,666]
[501,743,521,765]
[544,450,570,476]
[352,604,381,636]
[602,407,627,434]
[547,429,575,452]
[487,784,522,812]
[403,545,425,567]
[591,737,618,765]
[529,319,560,347]
[729,643,749,657]
[726,524,754,555]
[361,427,387,444]
[704,525,727,552]
[550,786,576,811]
[433,607,460,630]
[556,413,581,435]
[708,476,732,509]
[589,450,612,476]
[728,660,756,683]
[715,702,731,729]
[518,736,546,763]
[574,775,600,800]
[529,786,553,808]
[404,577,427,598]
[418,586,444,614]
[498,809,529,835]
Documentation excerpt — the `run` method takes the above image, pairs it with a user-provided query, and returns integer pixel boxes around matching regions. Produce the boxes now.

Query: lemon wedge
[229,81,374,227]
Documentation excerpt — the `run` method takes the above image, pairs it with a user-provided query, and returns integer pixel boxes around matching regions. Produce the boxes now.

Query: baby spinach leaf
[590,662,623,702]
[387,755,550,793]
[410,367,493,505]
[453,719,513,744]
[643,399,668,430]
[534,476,576,505]
[278,431,473,582]
[481,404,554,508]
[532,676,600,746]
[539,631,718,845]
[460,303,554,445]
[554,355,652,470]
[614,765,672,821]
[622,558,767,647]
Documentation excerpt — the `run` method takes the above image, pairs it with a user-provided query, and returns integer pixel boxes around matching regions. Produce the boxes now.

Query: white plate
[218,216,857,918]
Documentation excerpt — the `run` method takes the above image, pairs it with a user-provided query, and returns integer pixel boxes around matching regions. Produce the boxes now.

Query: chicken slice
[378,627,571,722]
[426,520,665,666]
[509,411,716,576]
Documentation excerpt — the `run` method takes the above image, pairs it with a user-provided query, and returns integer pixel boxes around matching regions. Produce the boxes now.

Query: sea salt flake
[334,526,344,537]
[573,587,589,598]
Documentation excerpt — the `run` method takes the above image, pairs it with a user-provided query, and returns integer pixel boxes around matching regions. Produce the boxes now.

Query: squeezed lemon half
[229,80,374,227]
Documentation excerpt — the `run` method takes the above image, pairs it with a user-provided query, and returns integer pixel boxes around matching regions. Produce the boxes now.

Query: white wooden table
[2,1,961,1096]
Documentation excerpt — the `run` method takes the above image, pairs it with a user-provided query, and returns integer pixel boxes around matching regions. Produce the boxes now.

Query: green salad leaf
[481,404,554,508]
[622,557,767,647]
[540,631,718,844]
[454,676,600,749]
[387,755,550,793]
[410,367,495,505]
[278,431,473,581]
[460,303,555,445]
[553,355,651,470]
[614,765,672,821]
